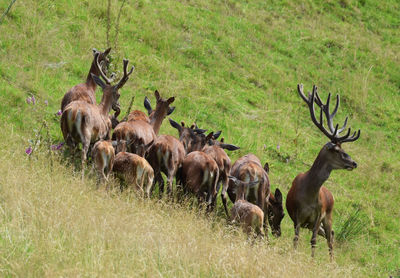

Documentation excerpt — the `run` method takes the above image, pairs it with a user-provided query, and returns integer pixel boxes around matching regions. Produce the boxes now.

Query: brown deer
[145,135,185,197]
[201,134,240,218]
[112,91,175,156]
[180,150,219,212]
[228,176,265,238]
[112,143,154,197]
[286,84,360,260]
[265,188,284,237]
[91,140,115,184]
[61,56,134,179]
[61,48,112,112]
[227,154,271,235]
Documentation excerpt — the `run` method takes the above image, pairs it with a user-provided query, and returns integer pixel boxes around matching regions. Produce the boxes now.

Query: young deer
[91,140,115,184]
[61,48,112,112]
[61,55,134,179]
[113,91,175,156]
[227,154,271,235]
[113,153,154,198]
[286,84,360,260]
[228,176,265,238]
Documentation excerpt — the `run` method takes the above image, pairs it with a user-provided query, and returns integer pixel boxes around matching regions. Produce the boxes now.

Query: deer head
[297,84,360,171]
[91,55,134,115]
[169,119,212,153]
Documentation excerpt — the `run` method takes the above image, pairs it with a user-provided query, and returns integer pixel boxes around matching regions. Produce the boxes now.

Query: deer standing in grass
[227,154,272,235]
[91,140,115,184]
[228,176,265,238]
[112,140,154,197]
[286,84,360,260]
[201,133,240,218]
[61,55,134,179]
[145,119,207,197]
[113,91,175,156]
[61,48,112,112]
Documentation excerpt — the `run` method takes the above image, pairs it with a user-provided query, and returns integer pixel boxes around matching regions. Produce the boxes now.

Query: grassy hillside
[0,0,399,276]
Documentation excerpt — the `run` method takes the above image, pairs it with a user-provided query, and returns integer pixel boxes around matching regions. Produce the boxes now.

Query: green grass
[0,0,399,276]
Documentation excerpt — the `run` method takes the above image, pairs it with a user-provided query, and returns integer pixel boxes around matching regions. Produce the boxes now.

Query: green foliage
[0,0,399,276]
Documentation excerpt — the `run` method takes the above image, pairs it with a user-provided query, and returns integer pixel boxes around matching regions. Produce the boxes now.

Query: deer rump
[181,151,219,206]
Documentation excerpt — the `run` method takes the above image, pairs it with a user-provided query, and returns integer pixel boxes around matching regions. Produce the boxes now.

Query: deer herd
[60,48,361,260]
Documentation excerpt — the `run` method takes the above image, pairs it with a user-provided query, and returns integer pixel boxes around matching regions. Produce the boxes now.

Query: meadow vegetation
[0,0,399,276]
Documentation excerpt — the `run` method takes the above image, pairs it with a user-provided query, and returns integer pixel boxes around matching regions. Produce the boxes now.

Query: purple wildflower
[44,100,48,106]
[31,96,36,105]
[56,110,62,116]
[25,146,32,155]
[26,97,31,104]
[56,142,64,150]
[277,143,280,151]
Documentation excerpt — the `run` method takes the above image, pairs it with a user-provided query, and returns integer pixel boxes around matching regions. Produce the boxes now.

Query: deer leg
[158,172,165,198]
[311,216,322,258]
[81,142,89,181]
[221,176,230,218]
[322,214,334,261]
[166,169,174,197]
[144,172,154,198]
[293,222,301,250]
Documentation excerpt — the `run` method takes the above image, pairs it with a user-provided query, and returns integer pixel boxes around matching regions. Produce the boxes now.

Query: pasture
[0,0,399,276]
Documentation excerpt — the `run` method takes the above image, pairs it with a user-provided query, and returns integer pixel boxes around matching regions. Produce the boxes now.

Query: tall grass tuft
[336,206,367,242]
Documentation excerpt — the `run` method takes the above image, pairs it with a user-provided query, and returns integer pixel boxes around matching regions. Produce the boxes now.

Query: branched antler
[297,84,360,144]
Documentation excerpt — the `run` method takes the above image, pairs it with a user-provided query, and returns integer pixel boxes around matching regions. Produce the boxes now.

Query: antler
[297,84,360,144]
[115,59,134,90]
[95,52,114,85]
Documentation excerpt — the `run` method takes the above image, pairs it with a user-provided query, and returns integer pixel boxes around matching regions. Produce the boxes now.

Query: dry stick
[106,0,112,48]
[113,0,128,52]
[122,95,135,122]
[0,0,17,24]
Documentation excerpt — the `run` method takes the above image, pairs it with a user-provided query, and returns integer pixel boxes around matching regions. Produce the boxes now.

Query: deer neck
[149,109,165,134]
[304,150,333,196]
[98,91,114,117]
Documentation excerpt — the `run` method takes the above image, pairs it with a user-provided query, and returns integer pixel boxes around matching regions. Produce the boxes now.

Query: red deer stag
[61,48,112,112]
[286,84,360,260]
[91,140,115,185]
[228,176,264,238]
[112,140,154,197]
[61,56,134,179]
[113,91,175,156]
[227,154,271,236]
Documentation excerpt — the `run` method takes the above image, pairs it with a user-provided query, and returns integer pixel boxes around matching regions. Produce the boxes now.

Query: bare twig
[0,0,17,24]
[114,0,128,52]
[122,95,135,122]
[106,0,112,48]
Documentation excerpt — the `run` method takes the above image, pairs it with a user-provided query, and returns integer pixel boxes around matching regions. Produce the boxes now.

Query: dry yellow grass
[0,125,363,277]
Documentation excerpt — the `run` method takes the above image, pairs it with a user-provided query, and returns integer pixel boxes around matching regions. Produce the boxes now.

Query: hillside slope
[0,0,399,276]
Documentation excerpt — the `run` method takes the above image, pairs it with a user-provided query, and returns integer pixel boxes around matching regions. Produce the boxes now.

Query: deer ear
[205,132,214,141]
[326,142,336,150]
[275,188,283,203]
[91,74,106,89]
[154,90,161,101]
[92,48,99,55]
[104,47,111,56]
[167,106,175,115]
[167,97,175,104]
[193,128,207,134]
[144,96,152,115]
[169,118,182,132]
[264,162,270,174]
[213,131,222,139]
[219,143,240,151]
